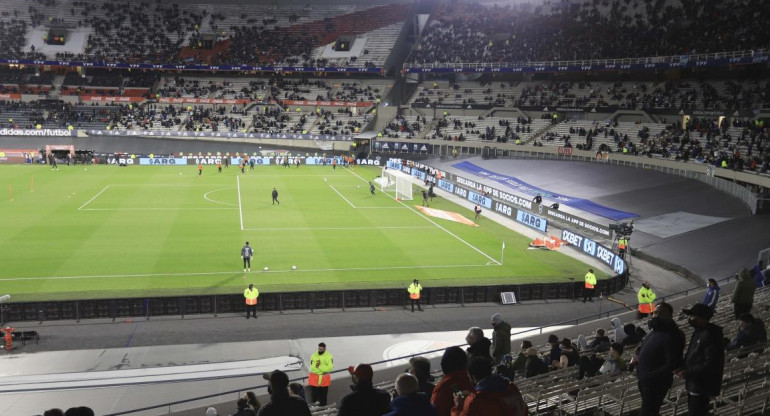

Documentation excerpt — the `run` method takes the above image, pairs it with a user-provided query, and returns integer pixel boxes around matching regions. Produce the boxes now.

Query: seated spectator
[546,334,561,368]
[257,370,311,416]
[232,398,255,416]
[465,327,492,362]
[727,313,767,353]
[408,356,435,397]
[506,340,532,379]
[338,364,391,416]
[702,279,720,312]
[288,383,305,401]
[611,318,627,344]
[524,347,549,378]
[598,343,626,375]
[386,373,437,416]
[244,392,261,413]
[205,407,218,416]
[577,328,611,353]
[432,346,474,416]
[557,338,579,369]
[43,410,65,416]
[621,324,644,347]
[64,408,94,416]
[452,356,528,416]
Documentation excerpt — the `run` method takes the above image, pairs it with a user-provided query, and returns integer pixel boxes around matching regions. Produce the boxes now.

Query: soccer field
[0,164,599,301]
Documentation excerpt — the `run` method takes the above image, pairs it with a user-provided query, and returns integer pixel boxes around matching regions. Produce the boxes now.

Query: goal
[381,168,414,201]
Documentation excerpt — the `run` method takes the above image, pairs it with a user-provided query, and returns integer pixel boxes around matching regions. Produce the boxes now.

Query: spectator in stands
[610,318,626,344]
[452,356,527,416]
[243,392,260,413]
[432,346,473,416]
[288,383,305,401]
[635,301,685,416]
[675,303,725,416]
[577,328,610,353]
[702,278,720,313]
[732,268,756,319]
[205,407,218,416]
[257,370,311,416]
[385,373,437,416]
[727,313,767,353]
[338,363,391,416]
[545,334,561,368]
[620,324,645,348]
[599,343,626,375]
[465,327,492,362]
[408,356,435,396]
[524,347,548,378]
[489,313,511,365]
[557,338,579,369]
[752,261,765,288]
[507,340,532,379]
[43,409,64,416]
[64,408,94,416]
[231,398,256,416]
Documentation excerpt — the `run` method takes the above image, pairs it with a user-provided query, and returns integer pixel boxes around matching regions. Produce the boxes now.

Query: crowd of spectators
[408,0,770,65]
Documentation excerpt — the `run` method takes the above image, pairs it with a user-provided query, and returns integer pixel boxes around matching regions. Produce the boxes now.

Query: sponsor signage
[280,100,374,107]
[561,229,626,275]
[516,210,548,232]
[86,129,353,141]
[518,105,619,113]
[467,190,492,209]
[412,169,426,180]
[231,156,271,165]
[139,157,187,165]
[410,102,493,110]
[0,128,75,137]
[644,108,755,117]
[386,160,402,170]
[404,55,768,73]
[0,57,384,74]
[437,179,454,193]
[557,146,573,156]
[356,158,381,166]
[158,97,252,105]
[84,96,144,103]
[375,142,432,154]
[545,208,612,238]
[0,93,22,100]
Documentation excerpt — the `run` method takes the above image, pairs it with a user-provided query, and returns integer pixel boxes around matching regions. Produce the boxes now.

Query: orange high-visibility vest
[244,288,258,305]
[308,373,331,387]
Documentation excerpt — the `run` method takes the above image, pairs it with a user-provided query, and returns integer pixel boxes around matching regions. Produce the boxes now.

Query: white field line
[81,208,236,211]
[0,263,493,282]
[237,175,245,230]
[329,185,357,208]
[344,168,502,265]
[203,187,237,206]
[78,185,110,210]
[242,226,434,231]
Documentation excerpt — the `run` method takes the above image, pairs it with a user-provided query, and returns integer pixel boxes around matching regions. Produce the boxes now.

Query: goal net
[381,168,414,201]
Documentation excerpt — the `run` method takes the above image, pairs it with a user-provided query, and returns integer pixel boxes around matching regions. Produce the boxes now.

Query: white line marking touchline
[78,185,110,210]
[344,168,502,265]
[0,264,492,282]
[237,175,244,230]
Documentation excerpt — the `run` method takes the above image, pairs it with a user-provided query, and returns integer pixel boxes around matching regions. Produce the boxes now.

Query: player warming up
[369,181,376,195]
[241,242,254,272]
[272,188,280,205]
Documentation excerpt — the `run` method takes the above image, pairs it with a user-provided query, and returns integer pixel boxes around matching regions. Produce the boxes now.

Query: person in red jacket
[431,347,474,416]
[451,356,528,416]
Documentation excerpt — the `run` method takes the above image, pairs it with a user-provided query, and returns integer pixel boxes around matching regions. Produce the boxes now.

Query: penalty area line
[237,175,244,230]
[344,167,502,265]
[0,263,496,282]
[78,185,110,210]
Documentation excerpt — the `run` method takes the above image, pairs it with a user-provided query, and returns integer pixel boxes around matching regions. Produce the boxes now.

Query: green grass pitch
[0,164,601,301]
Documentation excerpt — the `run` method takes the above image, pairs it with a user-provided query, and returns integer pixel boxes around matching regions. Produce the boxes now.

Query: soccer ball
[84,168,87,171]
[264,267,269,272]
[291,265,297,270]
[357,185,360,188]
[178,172,182,176]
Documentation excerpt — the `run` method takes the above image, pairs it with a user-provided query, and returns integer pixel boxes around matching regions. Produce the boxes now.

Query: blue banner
[467,190,492,209]
[562,229,626,275]
[452,161,638,221]
[386,160,402,170]
[516,210,548,232]
[437,179,454,193]
[411,169,426,181]
[405,55,769,74]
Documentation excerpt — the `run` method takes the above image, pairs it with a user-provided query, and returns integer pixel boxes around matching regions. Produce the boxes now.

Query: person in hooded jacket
[675,303,725,416]
[338,364,391,416]
[386,373,437,416]
[732,268,756,319]
[431,347,474,416]
[451,356,528,416]
[490,313,512,365]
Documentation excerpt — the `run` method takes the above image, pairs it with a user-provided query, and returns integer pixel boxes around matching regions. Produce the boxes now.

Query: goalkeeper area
[379,167,414,201]
[0,164,600,302]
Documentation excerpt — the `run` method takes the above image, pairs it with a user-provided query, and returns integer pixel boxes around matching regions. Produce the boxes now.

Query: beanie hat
[491,313,503,324]
[205,407,218,416]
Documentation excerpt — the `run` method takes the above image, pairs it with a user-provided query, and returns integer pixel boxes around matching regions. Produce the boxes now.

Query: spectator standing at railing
[675,303,725,416]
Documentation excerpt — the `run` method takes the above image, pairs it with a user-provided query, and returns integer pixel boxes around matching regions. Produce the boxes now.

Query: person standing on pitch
[272,188,280,205]
[474,205,482,221]
[369,181,376,195]
[217,161,222,173]
[198,163,203,176]
[241,241,254,272]
[583,269,596,302]
[408,279,423,312]
[308,342,334,405]
[244,283,259,319]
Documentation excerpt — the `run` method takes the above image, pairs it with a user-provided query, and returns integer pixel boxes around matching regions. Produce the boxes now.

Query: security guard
[618,236,628,259]
[637,282,656,318]
[244,283,259,319]
[407,279,423,312]
[308,342,334,405]
[583,269,597,302]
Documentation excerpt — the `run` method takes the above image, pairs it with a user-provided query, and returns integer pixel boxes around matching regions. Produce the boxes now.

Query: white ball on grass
[264,267,269,272]
[291,265,297,270]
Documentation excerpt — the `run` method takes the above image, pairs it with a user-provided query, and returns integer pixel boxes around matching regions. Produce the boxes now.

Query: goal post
[381,167,414,201]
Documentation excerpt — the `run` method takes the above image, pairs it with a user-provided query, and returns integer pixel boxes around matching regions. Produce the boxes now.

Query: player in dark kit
[241,242,254,272]
[272,188,280,205]
[369,181,376,195]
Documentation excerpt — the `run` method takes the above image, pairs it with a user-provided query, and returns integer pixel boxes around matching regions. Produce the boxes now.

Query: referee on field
[241,242,254,272]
